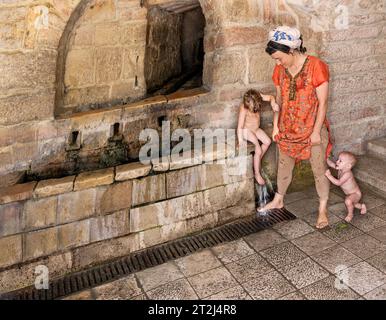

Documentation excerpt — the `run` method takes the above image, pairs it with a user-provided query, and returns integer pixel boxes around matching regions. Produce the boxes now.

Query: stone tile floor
[63,186,386,300]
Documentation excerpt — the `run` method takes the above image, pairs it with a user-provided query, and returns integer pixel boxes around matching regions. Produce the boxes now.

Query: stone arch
[54,0,93,117]
[54,0,210,117]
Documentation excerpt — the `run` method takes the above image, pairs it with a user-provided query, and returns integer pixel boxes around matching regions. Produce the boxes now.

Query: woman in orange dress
[260,26,333,229]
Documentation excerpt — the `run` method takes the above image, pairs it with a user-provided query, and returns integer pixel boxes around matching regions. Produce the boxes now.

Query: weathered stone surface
[0,252,72,294]
[0,202,22,237]
[138,227,163,250]
[64,49,95,87]
[96,181,132,214]
[58,220,90,250]
[95,22,120,46]
[210,51,247,85]
[115,162,151,181]
[73,233,140,270]
[0,235,22,268]
[74,168,114,191]
[132,174,166,206]
[218,202,255,225]
[24,227,58,261]
[90,210,129,242]
[185,212,219,235]
[23,197,57,231]
[203,186,227,214]
[166,164,226,198]
[57,189,96,224]
[130,192,204,232]
[249,47,276,83]
[95,47,122,84]
[34,176,75,198]
[0,182,37,205]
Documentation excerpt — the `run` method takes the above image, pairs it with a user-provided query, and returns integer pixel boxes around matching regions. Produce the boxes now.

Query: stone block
[0,235,22,269]
[166,166,203,198]
[58,220,90,250]
[57,189,96,224]
[34,176,75,198]
[23,197,57,231]
[0,90,54,126]
[185,212,219,235]
[203,186,227,214]
[115,162,151,181]
[218,202,255,225]
[96,181,132,214]
[90,210,129,242]
[74,168,114,191]
[225,179,255,208]
[249,47,276,83]
[95,22,120,46]
[138,227,162,249]
[64,86,110,107]
[0,202,22,237]
[130,192,204,232]
[0,252,72,294]
[73,233,140,270]
[64,49,95,87]
[95,47,122,84]
[210,51,246,85]
[0,182,37,205]
[24,227,58,261]
[132,174,166,206]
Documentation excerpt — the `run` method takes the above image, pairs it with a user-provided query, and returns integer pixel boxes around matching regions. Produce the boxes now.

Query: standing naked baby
[325,151,367,222]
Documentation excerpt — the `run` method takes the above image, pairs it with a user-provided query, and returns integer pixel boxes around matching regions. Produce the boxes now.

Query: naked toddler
[325,151,367,222]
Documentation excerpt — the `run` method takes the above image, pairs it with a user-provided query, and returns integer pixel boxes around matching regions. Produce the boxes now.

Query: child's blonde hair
[243,89,263,113]
[340,151,357,167]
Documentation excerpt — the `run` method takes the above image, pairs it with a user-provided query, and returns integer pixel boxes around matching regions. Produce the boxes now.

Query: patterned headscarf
[268,26,302,49]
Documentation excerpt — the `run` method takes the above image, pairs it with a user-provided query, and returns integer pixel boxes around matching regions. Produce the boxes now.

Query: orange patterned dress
[273,55,333,162]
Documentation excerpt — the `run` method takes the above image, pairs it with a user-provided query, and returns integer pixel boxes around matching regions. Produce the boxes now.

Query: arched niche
[54,0,206,117]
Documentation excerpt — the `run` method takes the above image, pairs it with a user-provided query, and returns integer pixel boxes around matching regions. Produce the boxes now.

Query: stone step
[354,155,386,195]
[367,137,386,160]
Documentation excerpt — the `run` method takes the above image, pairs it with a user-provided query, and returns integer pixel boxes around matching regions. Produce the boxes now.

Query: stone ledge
[34,176,75,198]
[74,168,115,191]
[115,162,152,181]
[0,181,37,205]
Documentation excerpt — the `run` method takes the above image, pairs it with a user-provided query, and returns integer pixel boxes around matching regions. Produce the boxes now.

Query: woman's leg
[242,129,265,185]
[309,126,330,229]
[259,149,296,211]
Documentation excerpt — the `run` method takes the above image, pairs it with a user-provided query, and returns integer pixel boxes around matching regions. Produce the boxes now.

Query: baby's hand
[325,169,331,177]
[271,101,280,113]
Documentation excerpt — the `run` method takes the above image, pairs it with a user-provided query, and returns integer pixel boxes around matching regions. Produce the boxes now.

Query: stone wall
[0,150,255,294]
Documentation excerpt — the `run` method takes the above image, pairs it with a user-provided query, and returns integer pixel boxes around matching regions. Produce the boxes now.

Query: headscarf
[268,26,302,49]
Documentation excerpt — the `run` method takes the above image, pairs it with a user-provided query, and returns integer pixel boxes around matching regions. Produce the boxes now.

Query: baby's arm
[327,158,337,169]
[260,93,280,112]
[325,170,351,187]
[237,105,246,145]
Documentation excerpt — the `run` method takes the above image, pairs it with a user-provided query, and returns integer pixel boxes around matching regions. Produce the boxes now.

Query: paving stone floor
[63,186,386,300]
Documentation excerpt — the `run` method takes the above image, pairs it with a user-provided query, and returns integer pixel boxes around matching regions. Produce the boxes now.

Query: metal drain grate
[1,208,295,300]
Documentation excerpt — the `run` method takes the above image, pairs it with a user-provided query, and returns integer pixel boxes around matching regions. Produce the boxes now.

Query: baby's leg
[255,128,271,159]
[344,193,361,222]
[353,195,367,215]
[242,129,265,185]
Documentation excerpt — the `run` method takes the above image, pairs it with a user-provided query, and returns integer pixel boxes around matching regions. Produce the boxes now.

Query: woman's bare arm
[312,82,329,144]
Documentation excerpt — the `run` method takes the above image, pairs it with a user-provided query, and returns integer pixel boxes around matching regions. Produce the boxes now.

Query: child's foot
[258,193,284,212]
[360,204,367,215]
[344,213,354,223]
[316,210,329,229]
[255,174,265,186]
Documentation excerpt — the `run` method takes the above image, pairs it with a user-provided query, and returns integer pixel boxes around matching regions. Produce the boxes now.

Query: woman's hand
[310,131,321,146]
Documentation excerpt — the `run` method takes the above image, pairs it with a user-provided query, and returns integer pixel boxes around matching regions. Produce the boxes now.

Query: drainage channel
[2,208,296,300]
